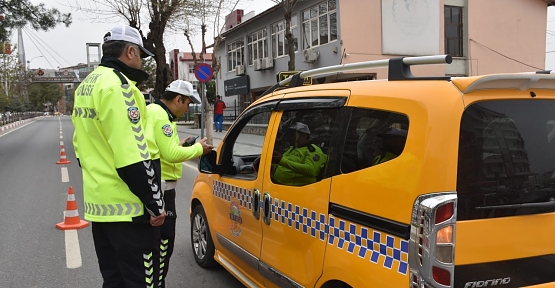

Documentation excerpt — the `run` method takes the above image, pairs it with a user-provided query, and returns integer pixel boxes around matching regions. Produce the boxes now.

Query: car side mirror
[199,150,222,174]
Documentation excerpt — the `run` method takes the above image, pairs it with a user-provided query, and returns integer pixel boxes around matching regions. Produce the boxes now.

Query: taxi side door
[210,98,280,286]
[257,94,347,287]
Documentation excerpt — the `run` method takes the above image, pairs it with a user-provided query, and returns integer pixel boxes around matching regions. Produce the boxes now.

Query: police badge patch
[127,106,140,123]
[162,124,173,137]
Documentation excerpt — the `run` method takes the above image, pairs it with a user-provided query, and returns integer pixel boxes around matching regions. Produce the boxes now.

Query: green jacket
[72,60,163,222]
[147,101,203,181]
[273,144,328,186]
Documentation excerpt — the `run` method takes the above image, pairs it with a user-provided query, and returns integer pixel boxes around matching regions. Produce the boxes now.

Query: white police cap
[289,122,311,134]
[165,80,201,104]
[103,24,154,58]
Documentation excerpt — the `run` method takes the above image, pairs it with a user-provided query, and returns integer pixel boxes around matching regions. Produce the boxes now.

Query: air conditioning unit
[263,57,274,69]
[235,65,245,76]
[303,48,320,63]
[253,59,263,71]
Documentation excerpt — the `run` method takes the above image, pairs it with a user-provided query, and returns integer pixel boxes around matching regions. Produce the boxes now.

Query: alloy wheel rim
[192,213,207,260]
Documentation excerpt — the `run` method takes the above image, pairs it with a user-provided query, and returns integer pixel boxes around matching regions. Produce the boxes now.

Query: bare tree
[69,0,192,98]
[182,0,246,145]
[271,0,301,71]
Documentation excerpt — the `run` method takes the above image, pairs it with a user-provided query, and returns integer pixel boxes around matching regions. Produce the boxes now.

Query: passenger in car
[372,128,408,165]
[272,122,328,186]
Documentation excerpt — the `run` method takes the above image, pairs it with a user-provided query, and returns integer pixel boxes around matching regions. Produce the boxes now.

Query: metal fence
[0,112,43,126]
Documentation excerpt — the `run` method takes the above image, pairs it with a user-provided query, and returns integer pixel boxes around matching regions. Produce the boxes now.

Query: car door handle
[262,192,271,225]
[252,189,260,220]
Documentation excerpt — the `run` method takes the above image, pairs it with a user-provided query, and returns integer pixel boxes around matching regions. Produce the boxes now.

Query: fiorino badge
[162,124,173,137]
[127,106,140,123]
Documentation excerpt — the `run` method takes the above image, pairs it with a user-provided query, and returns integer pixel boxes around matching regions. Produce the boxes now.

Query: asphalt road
[0,116,243,288]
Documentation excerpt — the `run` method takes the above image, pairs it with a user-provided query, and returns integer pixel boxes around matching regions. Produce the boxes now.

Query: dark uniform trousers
[92,221,161,288]
[158,187,176,288]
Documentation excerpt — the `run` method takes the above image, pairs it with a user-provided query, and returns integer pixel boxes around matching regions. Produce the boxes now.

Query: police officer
[272,122,328,186]
[72,24,166,287]
[147,80,213,287]
[372,128,407,165]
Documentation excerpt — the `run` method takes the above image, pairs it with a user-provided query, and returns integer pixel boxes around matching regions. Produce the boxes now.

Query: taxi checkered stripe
[213,180,253,210]
[212,181,409,275]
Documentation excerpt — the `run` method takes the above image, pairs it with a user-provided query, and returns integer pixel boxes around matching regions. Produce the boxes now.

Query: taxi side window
[224,112,270,180]
[341,108,409,173]
[270,109,338,186]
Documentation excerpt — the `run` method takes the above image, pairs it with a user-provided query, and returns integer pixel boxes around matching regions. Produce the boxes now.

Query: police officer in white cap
[272,122,328,186]
[146,79,213,287]
[73,24,166,288]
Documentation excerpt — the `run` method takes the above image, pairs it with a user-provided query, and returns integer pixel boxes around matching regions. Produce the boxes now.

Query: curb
[0,117,41,133]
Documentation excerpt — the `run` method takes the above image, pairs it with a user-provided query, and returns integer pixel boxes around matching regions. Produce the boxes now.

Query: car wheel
[191,205,217,268]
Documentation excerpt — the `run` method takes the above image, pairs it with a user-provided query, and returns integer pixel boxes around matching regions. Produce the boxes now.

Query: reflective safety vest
[146,103,203,181]
[72,66,159,222]
[273,144,328,186]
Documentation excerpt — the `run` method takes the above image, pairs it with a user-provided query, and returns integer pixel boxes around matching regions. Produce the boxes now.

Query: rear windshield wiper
[476,198,555,210]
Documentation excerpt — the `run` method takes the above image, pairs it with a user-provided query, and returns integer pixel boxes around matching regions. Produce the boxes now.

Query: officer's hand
[198,137,214,155]
[179,137,191,147]
[150,211,166,227]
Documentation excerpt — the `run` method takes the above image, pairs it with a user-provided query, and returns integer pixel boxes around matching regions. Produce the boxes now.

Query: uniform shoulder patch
[127,106,140,123]
[162,124,173,137]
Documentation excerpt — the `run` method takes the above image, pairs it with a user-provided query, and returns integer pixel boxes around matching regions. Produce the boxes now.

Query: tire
[190,205,218,268]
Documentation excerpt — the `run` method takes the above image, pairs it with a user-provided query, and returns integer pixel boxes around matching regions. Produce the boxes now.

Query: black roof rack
[261,55,453,96]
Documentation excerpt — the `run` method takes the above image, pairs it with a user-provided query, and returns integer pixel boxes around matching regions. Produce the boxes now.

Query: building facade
[168,50,213,89]
[215,0,555,114]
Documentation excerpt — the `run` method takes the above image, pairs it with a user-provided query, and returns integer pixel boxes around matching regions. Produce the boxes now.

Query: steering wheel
[251,156,262,172]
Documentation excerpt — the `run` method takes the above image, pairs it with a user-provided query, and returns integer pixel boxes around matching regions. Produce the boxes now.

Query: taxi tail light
[409,193,457,288]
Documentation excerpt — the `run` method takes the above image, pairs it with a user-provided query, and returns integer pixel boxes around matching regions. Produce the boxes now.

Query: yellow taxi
[189,55,555,288]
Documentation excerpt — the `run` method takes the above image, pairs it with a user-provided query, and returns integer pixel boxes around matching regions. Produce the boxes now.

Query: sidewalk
[0,117,43,134]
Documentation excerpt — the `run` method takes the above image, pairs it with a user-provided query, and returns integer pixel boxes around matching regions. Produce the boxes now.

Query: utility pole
[17,26,25,70]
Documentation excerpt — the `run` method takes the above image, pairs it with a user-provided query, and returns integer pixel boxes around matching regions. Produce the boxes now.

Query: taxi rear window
[457,99,555,220]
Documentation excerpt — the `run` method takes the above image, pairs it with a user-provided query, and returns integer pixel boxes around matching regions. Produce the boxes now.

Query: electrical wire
[23,28,71,69]
[470,39,542,70]
[22,29,55,69]
[24,28,72,67]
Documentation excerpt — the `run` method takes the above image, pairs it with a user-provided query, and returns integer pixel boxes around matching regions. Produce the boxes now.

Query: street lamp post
[27,56,43,70]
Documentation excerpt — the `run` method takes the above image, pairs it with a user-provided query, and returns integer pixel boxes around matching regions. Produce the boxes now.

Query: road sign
[277,71,312,85]
[194,63,213,83]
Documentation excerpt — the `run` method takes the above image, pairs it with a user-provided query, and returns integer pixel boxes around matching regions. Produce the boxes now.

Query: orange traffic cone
[56,144,71,164]
[56,186,89,230]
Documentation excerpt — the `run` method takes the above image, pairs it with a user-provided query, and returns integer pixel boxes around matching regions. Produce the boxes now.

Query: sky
[12,2,555,71]
[16,0,277,70]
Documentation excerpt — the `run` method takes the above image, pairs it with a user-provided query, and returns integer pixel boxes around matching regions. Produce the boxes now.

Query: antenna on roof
[261,55,453,96]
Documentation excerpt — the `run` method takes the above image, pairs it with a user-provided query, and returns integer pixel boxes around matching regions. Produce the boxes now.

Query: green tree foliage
[0,48,34,112]
[0,0,72,42]
[28,82,63,111]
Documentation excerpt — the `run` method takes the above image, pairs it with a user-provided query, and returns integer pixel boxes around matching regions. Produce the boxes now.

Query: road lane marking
[61,167,69,182]
[60,135,63,139]
[0,119,40,138]
[65,230,83,269]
